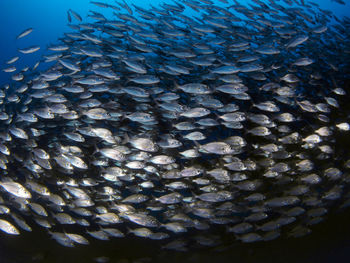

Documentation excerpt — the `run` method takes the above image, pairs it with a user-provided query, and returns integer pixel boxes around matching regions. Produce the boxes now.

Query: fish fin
[92,144,100,155]
[193,140,200,149]
[122,133,130,145]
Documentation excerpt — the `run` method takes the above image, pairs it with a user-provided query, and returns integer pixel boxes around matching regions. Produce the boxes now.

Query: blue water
[0,0,349,86]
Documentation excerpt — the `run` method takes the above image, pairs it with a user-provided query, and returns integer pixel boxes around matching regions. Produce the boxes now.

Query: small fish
[18,46,40,54]
[67,10,72,23]
[331,0,345,5]
[69,9,82,22]
[285,35,309,48]
[6,56,19,64]
[16,28,33,39]
[0,219,20,235]
[0,181,31,199]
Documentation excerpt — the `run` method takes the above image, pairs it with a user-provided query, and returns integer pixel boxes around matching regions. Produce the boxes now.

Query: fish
[6,56,19,64]
[67,10,72,23]
[0,219,20,235]
[69,9,82,22]
[0,181,32,199]
[331,0,346,5]
[16,28,33,39]
[18,46,40,54]
[0,0,349,253]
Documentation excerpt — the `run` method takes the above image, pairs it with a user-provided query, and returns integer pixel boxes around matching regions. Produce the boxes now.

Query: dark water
[1,206,350,263]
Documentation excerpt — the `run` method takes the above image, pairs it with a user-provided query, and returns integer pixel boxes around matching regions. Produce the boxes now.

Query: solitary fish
[18,46,40,54]
[16,28,33,39]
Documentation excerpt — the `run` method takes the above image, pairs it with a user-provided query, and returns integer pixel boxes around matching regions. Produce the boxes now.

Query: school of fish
[0,0,350,251]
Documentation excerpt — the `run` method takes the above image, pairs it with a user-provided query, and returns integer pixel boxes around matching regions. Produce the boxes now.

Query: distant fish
[18,45,40,54]
[69,9,82,22]
[16,27,33,39]
[2,66,16,73]
[67,10,72,23]
[285,35,309,49]
[6,56,19,64]
[331,0,346,4]
[90,1,110,8]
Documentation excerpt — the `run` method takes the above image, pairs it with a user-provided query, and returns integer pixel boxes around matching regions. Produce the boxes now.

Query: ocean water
[0,0,349,263]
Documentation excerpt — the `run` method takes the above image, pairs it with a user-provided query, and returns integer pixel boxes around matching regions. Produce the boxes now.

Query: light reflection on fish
[0,0,349,253]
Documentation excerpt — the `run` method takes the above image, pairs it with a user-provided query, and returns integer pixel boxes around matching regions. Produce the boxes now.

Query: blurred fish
[69,9,82,22]
[16,28,33,39]
[18,46,40,54]
[331,0,346,5]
